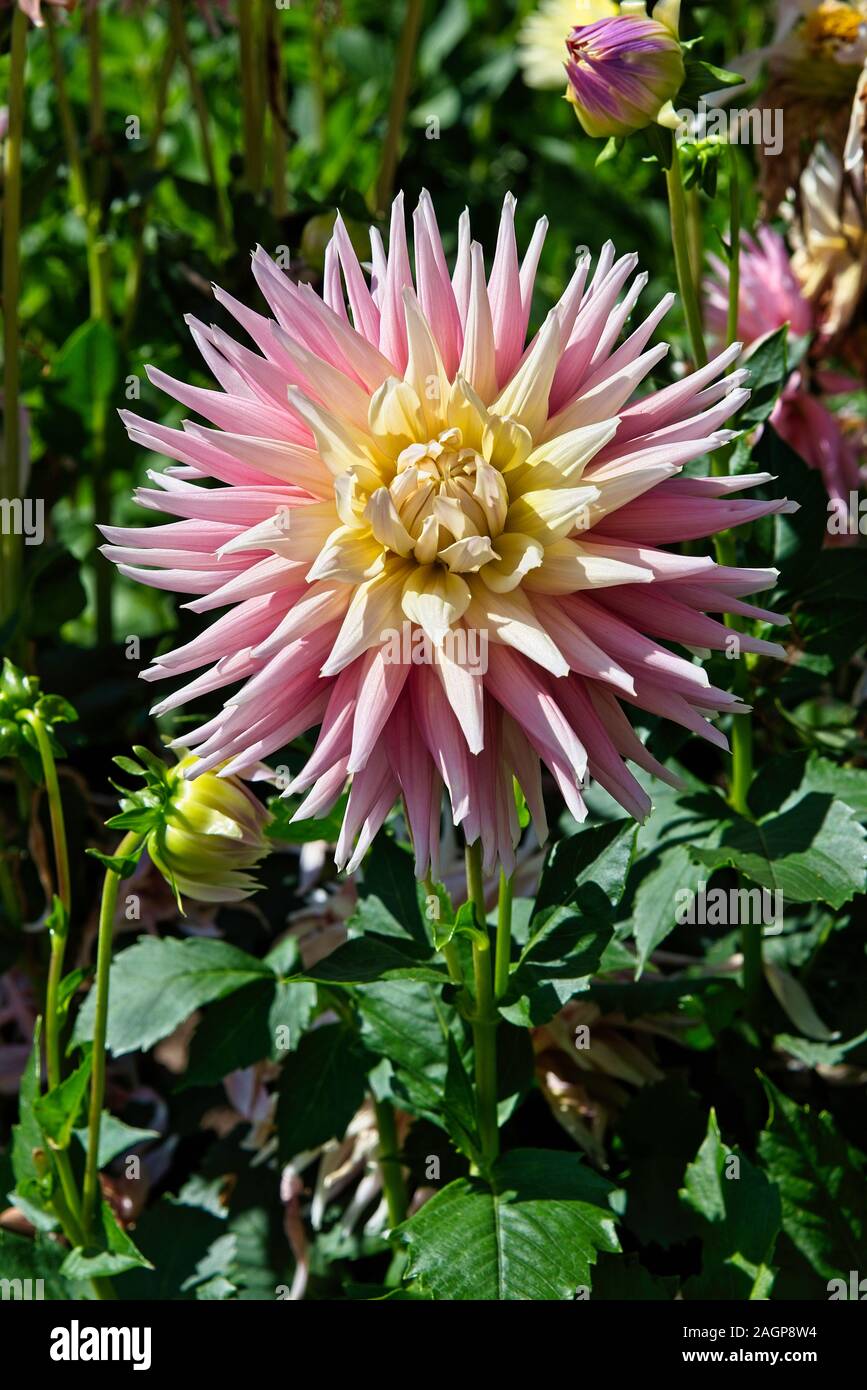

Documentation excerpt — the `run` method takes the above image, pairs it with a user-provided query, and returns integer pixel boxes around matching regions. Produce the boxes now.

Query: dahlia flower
[519,0,619,91]
[563,1,685,138]
[706,224,862,509]
[102,193,795,880]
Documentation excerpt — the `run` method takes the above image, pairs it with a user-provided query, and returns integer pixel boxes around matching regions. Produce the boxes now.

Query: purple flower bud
[565,2,685,139]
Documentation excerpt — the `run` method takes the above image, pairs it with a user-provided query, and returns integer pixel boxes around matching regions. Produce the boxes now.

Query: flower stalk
[665,149,709,368]
[373,1095,408,1228]
[374,0,424,215]
[466,841,499,1169]
[1,6,28,624]
[82,830,143,1238]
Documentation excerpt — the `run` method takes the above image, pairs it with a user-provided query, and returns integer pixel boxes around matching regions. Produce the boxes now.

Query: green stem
[122,35,176,346]
[1,6,27,624]
[82,830,142,1238]
[465,841,499,1169]
[266,0,289,221]
[373,0,424,215]
[169,0,228,241]
[686,184,703,286]
[741,917,763,1027]
[373,1095,408,1228]
[45,11,88,214]
[665,150,708,368]
[726,143,741,353]
[238,0,266,197]
[23,711,71,1091]
[494,869,513,1002]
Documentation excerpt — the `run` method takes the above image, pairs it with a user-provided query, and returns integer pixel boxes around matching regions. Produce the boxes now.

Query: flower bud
[565,0,685,139]
[111,750,271,905]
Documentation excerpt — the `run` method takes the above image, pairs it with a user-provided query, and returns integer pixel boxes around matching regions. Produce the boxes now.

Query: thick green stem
[239,0,266,197]
[665,152,708,368]
[373,0,424,215]
[169,0,228,241]
[494,870,513,1002]
[82,831,142,1238]
[726,143,741,353]
[122,35,176,345]
[373,1095,408,1228]
[1,7,27,623]
[466,841,499,1169]
[266,1,289,220]
[23,712,71,1091]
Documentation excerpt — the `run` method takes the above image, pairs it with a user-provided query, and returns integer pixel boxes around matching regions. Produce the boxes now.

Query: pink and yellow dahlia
[102,194,794,880]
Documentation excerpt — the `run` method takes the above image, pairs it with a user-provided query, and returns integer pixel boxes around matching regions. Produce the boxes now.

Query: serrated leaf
[72,936,272,1057]
[692,792,867,907]
[503,906,614,1026]
[33,1056,92,1151]
[293,936,447,986]
[72,1114,159,1167]
[61,1200,153,1279]
[756,1078,866,1281]
[276,1023,370,1159]
[679,1110,780,1299]
[535,819,636,917]
[632,844,706,974]
[396,1149,620,1300]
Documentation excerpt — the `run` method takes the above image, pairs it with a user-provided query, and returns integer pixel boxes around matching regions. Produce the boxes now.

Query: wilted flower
[790,143,867,342]
[103,192,795,880]
[726,1,867,208]
[563,0,685,138]
[706,224,862,510]
[109,749,271,904]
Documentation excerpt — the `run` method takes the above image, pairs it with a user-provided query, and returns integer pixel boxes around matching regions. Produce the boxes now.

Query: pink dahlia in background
[706,223,862,511]
[102,193,795,880]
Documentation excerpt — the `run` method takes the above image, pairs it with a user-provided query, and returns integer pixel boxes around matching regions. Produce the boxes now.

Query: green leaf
[692,792,867,907]
[0,1230,88,1299]
[358,980,459,1123]
[396,1149,620,1300]
[72,936,272,1057]
[535,819,636,918]
[276,1023,370,1159]
[774,1030,867,1068]
[503,905,614,1026]
[756,1078,867,1281]
[679,1111,781,1299]
[54,319,119,418]
[265,793,348,844]
[10,1020,57,1230]
[72,1114,158,1167]
[33,1056,92,1151]
[293,936,447,986]
[737,326,790,427]
[61,1200,153,1280]
[677,56,744,109]
[632,843,706,974]
[360,833,429,951]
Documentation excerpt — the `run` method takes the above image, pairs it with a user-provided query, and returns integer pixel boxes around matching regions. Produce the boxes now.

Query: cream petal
[368,377,426,454]
[506,484,600,545]
[465,581,569,677]
[321,561,414,676]
[478,531,544,592]
[523,538,655,593]
[364,486,416,557]
[439,535,500,573]
[401,566,471,646]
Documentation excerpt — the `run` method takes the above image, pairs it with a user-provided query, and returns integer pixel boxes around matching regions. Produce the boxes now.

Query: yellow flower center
[803,2,864,53]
